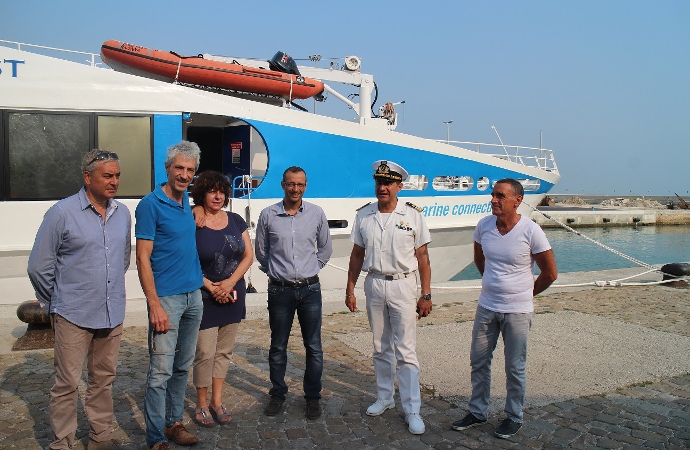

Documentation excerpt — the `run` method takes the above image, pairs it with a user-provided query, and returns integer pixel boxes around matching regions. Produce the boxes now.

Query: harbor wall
[531,208,690,228]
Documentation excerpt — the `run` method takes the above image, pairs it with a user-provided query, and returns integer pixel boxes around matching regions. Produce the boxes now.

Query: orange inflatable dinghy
[100,40,324,100]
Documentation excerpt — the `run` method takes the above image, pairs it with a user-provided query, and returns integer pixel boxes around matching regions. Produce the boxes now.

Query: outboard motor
[268,51,301,76]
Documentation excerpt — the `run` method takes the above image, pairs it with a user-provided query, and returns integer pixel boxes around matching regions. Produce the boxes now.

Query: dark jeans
[267,282,323,401]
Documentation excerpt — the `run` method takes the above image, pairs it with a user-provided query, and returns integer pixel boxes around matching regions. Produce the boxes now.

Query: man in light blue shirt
[135,141,204,449]
[255,166,332,420]
[28,149,130,450]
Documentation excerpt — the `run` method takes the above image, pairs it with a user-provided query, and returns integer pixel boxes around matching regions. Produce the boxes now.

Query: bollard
[13,300,54,351]
[660,263,690,289]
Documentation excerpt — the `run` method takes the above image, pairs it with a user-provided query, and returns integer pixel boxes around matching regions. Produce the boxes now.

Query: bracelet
[345,293,355,297]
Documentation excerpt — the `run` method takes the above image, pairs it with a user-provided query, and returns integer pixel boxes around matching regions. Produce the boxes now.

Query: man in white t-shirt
[452,178,557,439]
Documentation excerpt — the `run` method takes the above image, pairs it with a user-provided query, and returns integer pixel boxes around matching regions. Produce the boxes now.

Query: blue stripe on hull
[245,120,553,199]
[150,115,553,197]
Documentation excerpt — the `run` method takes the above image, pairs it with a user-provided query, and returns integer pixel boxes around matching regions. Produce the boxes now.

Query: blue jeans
[267,282,323,401]
[469,305,532,423]
[144,290,203,446]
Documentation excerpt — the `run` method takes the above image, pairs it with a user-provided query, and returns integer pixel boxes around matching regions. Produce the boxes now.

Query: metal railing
[437,140,559,174]
[232,175,264,198]
[0,39,101,67]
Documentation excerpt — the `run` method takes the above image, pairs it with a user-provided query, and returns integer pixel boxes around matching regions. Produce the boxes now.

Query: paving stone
[552,426,580,440]
[612,433,647,446]
[594,436,625,449]
[630,428,668,442]
[594,412,626,425]
[642,441,667,450]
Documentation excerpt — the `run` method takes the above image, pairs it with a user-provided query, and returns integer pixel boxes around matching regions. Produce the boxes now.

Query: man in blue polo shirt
[135,141,204,450]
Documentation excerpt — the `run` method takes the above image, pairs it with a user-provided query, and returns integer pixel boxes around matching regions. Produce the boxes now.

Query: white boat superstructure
[0,40,560,305]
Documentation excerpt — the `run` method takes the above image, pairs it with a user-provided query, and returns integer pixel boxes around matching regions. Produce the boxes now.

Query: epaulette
[406,201,423,212]
[356,202,372,211]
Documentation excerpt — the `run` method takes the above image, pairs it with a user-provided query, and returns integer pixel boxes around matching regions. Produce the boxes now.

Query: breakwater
[531,208,690,228]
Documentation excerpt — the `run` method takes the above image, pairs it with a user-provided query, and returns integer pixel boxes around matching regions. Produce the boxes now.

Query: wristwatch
[421,294,432,301]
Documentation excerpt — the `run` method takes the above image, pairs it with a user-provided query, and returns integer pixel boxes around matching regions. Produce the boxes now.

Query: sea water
[452,224,690,280]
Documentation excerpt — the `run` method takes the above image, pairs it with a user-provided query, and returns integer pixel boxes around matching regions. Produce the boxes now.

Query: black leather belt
[268,275,319,288]
[368,271,415,280]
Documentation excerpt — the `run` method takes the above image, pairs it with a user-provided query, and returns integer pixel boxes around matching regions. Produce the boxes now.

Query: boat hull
[0,196,543,305]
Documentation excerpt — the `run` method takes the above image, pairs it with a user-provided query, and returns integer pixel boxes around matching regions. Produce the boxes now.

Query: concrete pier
[531,207,690,228]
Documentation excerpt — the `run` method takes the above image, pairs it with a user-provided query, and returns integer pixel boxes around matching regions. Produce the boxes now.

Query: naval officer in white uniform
[345,160,432,435]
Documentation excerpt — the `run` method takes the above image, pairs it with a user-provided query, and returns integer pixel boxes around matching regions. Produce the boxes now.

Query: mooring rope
[325,205,688,291]
[525,203,661,272]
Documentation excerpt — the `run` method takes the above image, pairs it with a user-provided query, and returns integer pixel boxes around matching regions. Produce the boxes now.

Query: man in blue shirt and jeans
[255,166,332,420]
[135,141,204,450]
[28,149,130,450]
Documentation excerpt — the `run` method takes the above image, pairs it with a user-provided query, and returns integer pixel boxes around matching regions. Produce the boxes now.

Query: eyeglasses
[283,182,306,189]
[87,151,119,166]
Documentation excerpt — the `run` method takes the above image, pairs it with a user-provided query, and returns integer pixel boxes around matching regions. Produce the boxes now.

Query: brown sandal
[195,406,215,427]
[210,403,232,424]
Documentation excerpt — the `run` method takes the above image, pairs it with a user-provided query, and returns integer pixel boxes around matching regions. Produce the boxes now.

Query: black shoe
[452,412,487,431]
[264,396,284,416]
[305,400,321,420]
[495,418,522,439]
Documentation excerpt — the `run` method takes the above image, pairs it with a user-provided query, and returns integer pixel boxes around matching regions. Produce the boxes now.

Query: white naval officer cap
[372,160,409,182]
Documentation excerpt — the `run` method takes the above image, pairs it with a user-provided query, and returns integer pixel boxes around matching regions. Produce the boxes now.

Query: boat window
[518,179,541,192]
[477,177,490,191]
[402,174,428,191]
[432,176,474,191]
[328,220,348,228]
[7,112,89,199]
[97,116,152,196]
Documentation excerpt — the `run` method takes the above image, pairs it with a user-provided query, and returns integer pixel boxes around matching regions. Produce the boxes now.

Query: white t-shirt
[473,215,551,313]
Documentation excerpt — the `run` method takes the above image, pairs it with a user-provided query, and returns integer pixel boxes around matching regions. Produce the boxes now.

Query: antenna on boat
[491,125,511,158]
[392,101,405,127]
[309,54,322,113]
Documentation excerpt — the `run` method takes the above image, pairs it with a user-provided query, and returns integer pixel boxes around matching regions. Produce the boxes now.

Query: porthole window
[432,176,474,191]
[518,179,541,191]
[477,177,490,191]
[402,174,428,190]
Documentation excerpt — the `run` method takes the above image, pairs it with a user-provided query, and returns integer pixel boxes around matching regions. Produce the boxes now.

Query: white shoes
[367,399,424,435]
[366,398,395,416]
[406,412,425,435]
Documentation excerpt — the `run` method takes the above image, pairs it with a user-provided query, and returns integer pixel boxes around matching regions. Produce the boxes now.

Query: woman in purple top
[191,171,253,426]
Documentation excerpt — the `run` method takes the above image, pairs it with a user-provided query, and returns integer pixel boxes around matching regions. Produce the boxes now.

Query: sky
[2,0,689,196]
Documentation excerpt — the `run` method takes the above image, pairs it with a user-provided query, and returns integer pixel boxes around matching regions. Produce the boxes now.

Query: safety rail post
[232,175,264,198]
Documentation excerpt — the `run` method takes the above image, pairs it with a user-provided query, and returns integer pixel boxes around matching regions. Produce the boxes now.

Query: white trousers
[364,274,421,414]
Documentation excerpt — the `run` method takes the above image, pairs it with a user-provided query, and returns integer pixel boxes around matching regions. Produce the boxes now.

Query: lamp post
[443,120,453,143]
